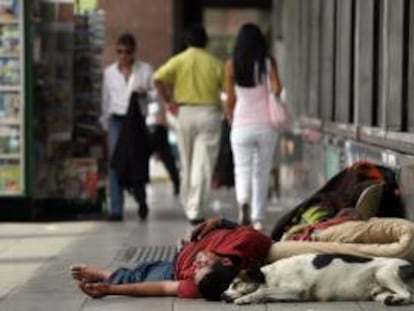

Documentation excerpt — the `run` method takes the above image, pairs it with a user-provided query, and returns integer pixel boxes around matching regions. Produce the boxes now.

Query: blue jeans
[108,116,147,217]
[109,117,124,217]
[108,261,175,284]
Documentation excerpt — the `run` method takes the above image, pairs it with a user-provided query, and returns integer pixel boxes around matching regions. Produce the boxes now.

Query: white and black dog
[222,253,414,305]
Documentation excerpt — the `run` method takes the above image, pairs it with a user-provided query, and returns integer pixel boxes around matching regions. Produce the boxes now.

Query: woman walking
[224,23,282,231]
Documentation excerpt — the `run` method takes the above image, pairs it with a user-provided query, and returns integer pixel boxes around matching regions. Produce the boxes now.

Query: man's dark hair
[197,262,241,301]
[184,24,208,48]
[117,33,136,50]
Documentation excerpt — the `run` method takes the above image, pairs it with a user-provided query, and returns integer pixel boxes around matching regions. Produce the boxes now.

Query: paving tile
[82,297,174,311]
[0,294,84,311]
[174,299,244,311]
[266,302,362,311]
[0,183,410,310]
[358,301,414,310]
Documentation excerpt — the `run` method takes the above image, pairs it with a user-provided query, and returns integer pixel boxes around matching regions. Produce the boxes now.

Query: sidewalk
[0,182,411,310]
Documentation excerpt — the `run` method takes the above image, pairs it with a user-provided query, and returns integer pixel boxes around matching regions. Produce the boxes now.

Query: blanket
[267,217,414,262]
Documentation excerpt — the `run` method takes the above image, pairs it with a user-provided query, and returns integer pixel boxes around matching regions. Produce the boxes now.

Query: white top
[232,81,272,128]
[101,60,154,129]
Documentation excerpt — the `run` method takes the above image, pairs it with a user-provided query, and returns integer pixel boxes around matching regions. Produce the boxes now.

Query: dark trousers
[148,125,180,192]
[131,182,147,206]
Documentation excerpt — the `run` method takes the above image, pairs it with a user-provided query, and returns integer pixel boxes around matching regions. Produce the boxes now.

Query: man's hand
[79,281,109,299]
[136,87,148,97]
[166,102,179,116]
[190,216,222,242]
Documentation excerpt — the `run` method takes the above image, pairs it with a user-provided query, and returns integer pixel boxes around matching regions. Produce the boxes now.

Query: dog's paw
[383,295,409,306]
[234,297,252,305]
[370,286,385,297]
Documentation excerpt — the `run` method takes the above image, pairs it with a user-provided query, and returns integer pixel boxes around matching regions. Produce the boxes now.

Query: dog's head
[221,267,266,302]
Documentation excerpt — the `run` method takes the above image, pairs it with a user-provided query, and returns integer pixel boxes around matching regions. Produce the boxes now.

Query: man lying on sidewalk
[70,217,271,299]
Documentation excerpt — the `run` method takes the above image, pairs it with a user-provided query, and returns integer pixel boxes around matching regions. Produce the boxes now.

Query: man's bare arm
[154,79,178,115]
[153,79,171,103]
[79,281,179,298]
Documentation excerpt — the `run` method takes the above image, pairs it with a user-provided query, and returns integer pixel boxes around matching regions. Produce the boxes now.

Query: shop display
[0,0,19,21]
[63,157,98,200]
[73,10,106,183]
[0,0,106,211]
[0,0,23,195]
[32,0,75,198]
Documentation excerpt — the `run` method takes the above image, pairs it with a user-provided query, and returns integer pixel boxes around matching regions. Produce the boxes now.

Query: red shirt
[174,226,272,298]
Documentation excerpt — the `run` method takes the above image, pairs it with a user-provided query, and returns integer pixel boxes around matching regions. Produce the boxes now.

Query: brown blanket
[267,218,414,262]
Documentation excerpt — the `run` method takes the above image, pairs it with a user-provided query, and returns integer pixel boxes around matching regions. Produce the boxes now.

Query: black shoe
[173,185,180,197]
[138,203,148,220]
[173,181,180,197]
[107,214,123,221]
[189,218,205,226]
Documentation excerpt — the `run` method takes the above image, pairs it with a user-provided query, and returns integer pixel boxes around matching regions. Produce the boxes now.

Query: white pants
[177,106,222,220]
[231,125,277,223]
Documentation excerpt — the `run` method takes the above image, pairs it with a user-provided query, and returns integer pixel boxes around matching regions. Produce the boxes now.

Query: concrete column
[319,0,335,121]
[409,0,414,131]
[354,0,374,126]
[308,0,321,118]
[298,0,310,116]
[334,0,353,123]
[282,0,301,114]
[379,0,404,131]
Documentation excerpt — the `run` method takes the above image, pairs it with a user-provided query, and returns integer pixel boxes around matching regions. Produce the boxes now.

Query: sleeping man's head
[194,250,241,301]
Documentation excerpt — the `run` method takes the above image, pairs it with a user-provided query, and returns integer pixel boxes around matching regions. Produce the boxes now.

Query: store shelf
[0,86,20,92]
[0,54,20,59]
[0,20,19,25]
[0,153,21,160]
[0,120,20,126]
[0,190,20,196]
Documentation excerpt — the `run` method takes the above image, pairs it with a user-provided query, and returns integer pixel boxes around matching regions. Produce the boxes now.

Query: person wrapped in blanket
[271,161,403,241]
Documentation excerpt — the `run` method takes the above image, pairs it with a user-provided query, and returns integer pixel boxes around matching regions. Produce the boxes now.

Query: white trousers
[177,106,222,220]
[231,125,277,223]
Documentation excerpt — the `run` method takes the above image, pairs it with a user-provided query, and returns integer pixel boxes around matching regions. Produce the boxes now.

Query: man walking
[101,33,154,221]
[154,25,224,225]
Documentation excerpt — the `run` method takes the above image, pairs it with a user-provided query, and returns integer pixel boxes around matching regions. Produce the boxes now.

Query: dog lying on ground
[222,253,414,305]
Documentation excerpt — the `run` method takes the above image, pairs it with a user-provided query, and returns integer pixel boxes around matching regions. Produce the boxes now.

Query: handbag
[266,60,291,128]
[268,92,291,128]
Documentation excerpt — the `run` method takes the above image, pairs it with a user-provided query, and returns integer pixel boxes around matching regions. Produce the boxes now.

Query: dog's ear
[243,266,265,283]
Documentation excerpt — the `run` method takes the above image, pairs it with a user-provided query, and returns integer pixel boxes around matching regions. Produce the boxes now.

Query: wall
[275,128,414,221]
[273,0,414,155]
[272,0,414,218]
[98,0,174,67]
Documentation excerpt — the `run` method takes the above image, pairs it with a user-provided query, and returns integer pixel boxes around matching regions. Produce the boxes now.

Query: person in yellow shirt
[154,24,223,225]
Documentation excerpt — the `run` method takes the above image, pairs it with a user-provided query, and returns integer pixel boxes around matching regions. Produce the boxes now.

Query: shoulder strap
[265,58,272,91]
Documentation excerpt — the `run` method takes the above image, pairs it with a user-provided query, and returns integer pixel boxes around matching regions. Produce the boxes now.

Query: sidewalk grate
[115,245,177,263]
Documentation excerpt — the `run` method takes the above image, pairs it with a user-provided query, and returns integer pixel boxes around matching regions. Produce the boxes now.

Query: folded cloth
[267,217,414,262]
[282,214,356,241]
